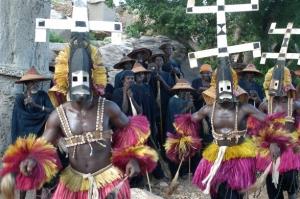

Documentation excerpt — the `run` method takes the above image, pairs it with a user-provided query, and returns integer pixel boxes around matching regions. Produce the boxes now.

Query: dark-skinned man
[0,33,158,199]
[238,64,264,108]
[113,56,135,89]
[112,70,142,116]
[254,65,300,199]
[190,58,266,199]
[11,66,53,199]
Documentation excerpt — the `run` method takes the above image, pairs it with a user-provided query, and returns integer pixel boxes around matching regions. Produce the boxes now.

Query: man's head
[127,48,152,64]
[132,63,150,84]
[154,56,164,70]
[216,58,236,104]
[238,64,262,82]
[268,65,286,97]
[68,33,94,103]
[264,65,295,99]
[25,81,40,94]
[113,56,135,70]
[122,70,135,88]
[177,90,192,100]
[244,73,255,81]
[159,43,175,58]
[200,64,212,82]
[171,79,194,100]
[15,66,50,93]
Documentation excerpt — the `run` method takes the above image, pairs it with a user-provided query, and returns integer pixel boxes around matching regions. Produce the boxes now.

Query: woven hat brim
[239,69,262,75]
[127,48,152,59]
[113,60,136,69]
[15,74,51,84]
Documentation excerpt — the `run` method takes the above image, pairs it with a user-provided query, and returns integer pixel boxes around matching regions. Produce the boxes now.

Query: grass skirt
[52,164,130,199]
[192,139,256,194]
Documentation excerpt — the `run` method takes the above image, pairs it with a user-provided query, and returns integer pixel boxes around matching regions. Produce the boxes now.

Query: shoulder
[199,104,212,115]
[293,100,300,110]
[104,99,120,112]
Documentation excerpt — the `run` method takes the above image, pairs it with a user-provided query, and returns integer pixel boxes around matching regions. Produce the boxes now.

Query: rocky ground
[7,178,296,199]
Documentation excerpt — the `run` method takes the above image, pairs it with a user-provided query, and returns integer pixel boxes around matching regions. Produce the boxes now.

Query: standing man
[159,42,183,79]
[192,64,213,110]
[165,78,197,177]
[191,58,266,198]
[12,66,53,143]
[113,55,136,89]
[1,33,158,199]
[112,70,142,116]
[149,50,175,146]
[127,47,152,69]
[11,66,53,199]
[238,64,264,107]
[255,66,300,199]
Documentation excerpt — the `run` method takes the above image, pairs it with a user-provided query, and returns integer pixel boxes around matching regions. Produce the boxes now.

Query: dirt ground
[5,178,298,199]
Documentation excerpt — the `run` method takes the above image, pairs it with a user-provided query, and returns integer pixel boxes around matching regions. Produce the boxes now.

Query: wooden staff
[156,80,164,146]
[166,158,184,197]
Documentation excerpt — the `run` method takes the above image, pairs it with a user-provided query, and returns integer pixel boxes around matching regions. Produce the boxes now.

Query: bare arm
[42,110,63,145]
[293,100,300,115]
[258,100,268,113]
[106,100,129,129]
[242,103,266,121]
[121,88,130,114]
[191,105,210,122]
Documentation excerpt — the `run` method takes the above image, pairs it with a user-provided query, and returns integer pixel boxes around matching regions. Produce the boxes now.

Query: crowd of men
[8,40,300,199]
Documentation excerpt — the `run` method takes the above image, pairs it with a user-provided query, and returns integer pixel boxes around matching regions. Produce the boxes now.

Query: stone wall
[0,74,19,155]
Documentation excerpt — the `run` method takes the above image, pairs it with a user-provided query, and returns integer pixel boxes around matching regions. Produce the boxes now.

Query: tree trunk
[0,0,50,154]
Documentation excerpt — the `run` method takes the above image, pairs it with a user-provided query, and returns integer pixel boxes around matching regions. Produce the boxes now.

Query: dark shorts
[266,170,299,199]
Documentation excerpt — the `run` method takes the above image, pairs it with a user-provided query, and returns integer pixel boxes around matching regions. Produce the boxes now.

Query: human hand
[24,96,33,106]
[125,159,140,178]
[19,158,37,176]
[127,89,133,98]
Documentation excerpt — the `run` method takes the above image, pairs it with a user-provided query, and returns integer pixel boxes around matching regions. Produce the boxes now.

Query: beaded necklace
[267,96,294,123]
[57,97,112,158]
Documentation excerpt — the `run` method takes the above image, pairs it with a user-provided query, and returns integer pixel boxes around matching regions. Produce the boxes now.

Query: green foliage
[124,0,300,72]
[49,31,65,43]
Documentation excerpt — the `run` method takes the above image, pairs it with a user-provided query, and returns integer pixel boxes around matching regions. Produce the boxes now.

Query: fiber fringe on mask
[48,45,107,107]
[0,135,61,192]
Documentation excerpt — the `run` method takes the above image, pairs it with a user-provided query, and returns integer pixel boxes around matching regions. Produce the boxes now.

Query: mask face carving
[269,65,284,97]
[218,80,233,101]
[68,34,93,103]
[216,57,235,103]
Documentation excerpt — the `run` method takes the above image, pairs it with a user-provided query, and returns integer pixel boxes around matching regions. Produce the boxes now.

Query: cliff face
[0,0,51,155]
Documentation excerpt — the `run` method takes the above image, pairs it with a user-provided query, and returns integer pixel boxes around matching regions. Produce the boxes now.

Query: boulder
[49,36,198,83]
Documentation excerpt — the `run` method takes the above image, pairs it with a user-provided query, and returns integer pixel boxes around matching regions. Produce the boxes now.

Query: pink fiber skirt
[51,178,130,199]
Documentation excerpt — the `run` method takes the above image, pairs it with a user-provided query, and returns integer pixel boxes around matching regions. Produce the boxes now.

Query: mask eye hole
[227,85,231,90]
[221,88,223,91]
[73,76,78,82]
[83,77,87,82]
